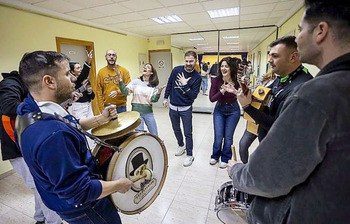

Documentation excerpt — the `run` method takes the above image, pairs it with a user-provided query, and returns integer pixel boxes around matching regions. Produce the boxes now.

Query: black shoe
[35,221,45,224]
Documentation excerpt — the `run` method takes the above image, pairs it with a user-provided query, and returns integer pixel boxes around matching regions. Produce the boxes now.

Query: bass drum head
[106,132,168,215]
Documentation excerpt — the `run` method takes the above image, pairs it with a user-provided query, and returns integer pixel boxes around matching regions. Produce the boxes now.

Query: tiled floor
[0,93,258,224]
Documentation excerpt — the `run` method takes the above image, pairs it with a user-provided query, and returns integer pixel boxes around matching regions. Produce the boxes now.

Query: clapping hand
[113,68,122,82]
[177,72,191,85]
[223,83,252,107]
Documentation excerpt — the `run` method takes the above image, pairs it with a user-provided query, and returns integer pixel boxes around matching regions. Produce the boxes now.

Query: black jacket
[75,62,95,103]
[0,71,28,160]
[244,65,313,140]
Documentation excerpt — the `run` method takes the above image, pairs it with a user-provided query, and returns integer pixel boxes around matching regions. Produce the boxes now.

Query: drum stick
[130,168,152,183]
[130,173,147,183]
[231,145,237,161]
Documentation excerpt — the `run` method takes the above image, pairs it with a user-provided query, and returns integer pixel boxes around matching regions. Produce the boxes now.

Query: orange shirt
[96,65,131,112]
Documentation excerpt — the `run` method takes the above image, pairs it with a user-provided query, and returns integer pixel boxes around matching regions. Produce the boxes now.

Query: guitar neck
[76,84,87,93]
[240,82,250,95]
[60,81,89,108]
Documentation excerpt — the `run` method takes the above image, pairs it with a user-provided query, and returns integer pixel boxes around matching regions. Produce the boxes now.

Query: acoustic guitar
[61,79,90,109]
[240,79,271,135]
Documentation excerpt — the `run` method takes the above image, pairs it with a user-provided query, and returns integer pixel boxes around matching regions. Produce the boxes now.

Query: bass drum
[92,132,168,215]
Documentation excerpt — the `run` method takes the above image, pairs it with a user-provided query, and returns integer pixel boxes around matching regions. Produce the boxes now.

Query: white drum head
[106,132,168,214]
[217,207,240,224]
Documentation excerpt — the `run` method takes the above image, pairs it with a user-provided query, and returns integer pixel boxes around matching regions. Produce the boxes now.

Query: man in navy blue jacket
[16,51,133,224]
[163,51,201,167]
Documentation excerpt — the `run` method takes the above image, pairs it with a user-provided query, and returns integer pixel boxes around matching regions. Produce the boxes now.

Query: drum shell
[92,132,168,215]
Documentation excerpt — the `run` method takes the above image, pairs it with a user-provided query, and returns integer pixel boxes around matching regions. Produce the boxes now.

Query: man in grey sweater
[227,0,350,223]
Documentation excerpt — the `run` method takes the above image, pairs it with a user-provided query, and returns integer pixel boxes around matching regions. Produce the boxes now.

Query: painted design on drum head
[126,147,155,199]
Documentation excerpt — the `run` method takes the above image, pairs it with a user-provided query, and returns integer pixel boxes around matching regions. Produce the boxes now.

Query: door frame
[56,37,99,114]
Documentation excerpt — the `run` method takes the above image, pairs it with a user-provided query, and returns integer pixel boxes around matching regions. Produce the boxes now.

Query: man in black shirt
[233,36,313,140]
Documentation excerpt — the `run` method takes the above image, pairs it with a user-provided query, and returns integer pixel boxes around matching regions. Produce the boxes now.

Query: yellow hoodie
[96,65,131,112]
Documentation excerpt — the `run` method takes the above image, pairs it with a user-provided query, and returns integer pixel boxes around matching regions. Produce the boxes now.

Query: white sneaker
[219,161,227,169]
[175,145,185,156]
[209,158,218,165]
[183,156,194,167]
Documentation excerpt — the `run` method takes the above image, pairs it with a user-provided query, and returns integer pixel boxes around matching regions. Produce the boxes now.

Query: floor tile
[0,102,250,223]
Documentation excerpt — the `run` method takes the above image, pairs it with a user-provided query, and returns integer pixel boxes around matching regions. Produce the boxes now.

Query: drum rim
[107,132,168,215]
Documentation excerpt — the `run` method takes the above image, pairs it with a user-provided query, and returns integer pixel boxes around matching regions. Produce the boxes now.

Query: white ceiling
[1,0,304,53]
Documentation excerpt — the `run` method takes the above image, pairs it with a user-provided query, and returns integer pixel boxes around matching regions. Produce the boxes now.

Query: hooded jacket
[0,71,28,160]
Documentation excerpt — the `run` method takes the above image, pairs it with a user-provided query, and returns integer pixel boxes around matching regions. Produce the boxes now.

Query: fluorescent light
[152,15,183,24]
[189,38,204,41]
[151,18,165,24]
[223,36,239,39]
[197,43,208,46]
[227,42,239,45]
[207,7,239,18]
[172,15,182,22]
[159,16,171,23]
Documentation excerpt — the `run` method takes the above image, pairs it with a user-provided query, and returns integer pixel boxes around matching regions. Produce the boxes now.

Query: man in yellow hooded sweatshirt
[96,49,131,113]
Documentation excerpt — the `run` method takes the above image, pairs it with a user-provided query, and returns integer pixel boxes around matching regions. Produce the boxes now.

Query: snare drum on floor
[92,131,168,214]
[215,181,254,224]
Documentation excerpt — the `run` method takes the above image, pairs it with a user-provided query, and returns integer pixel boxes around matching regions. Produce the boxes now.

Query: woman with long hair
[120,63,165,136]
[69,50,96,149]
[209,57,241,168]
[68,50,94,120]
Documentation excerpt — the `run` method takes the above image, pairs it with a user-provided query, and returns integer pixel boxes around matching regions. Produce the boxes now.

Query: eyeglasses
[106,53,116,57]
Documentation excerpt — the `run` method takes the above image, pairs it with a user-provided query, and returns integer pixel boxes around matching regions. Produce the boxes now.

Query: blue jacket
[16,94,102,213]
[164,66,201,106]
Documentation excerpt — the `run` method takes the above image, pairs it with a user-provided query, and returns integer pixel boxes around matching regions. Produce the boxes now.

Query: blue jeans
[169,107,193,156]
[57,197,121,224]
[116,106,127,113]
[212,101,240,163]
[136,112,158,136]
[201,78,208,92]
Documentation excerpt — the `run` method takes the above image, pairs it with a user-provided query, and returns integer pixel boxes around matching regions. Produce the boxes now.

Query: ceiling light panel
[207,7,240,18]
[223,35,239,39]
[189,38,204,41]
[152,15,183,24]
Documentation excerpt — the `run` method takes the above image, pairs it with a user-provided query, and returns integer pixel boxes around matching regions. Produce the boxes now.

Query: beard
[107,59,116,65]
[55,82,74,104]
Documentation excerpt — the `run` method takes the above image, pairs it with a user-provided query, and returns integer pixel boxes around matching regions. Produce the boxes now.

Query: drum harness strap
[16,111,121,153]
